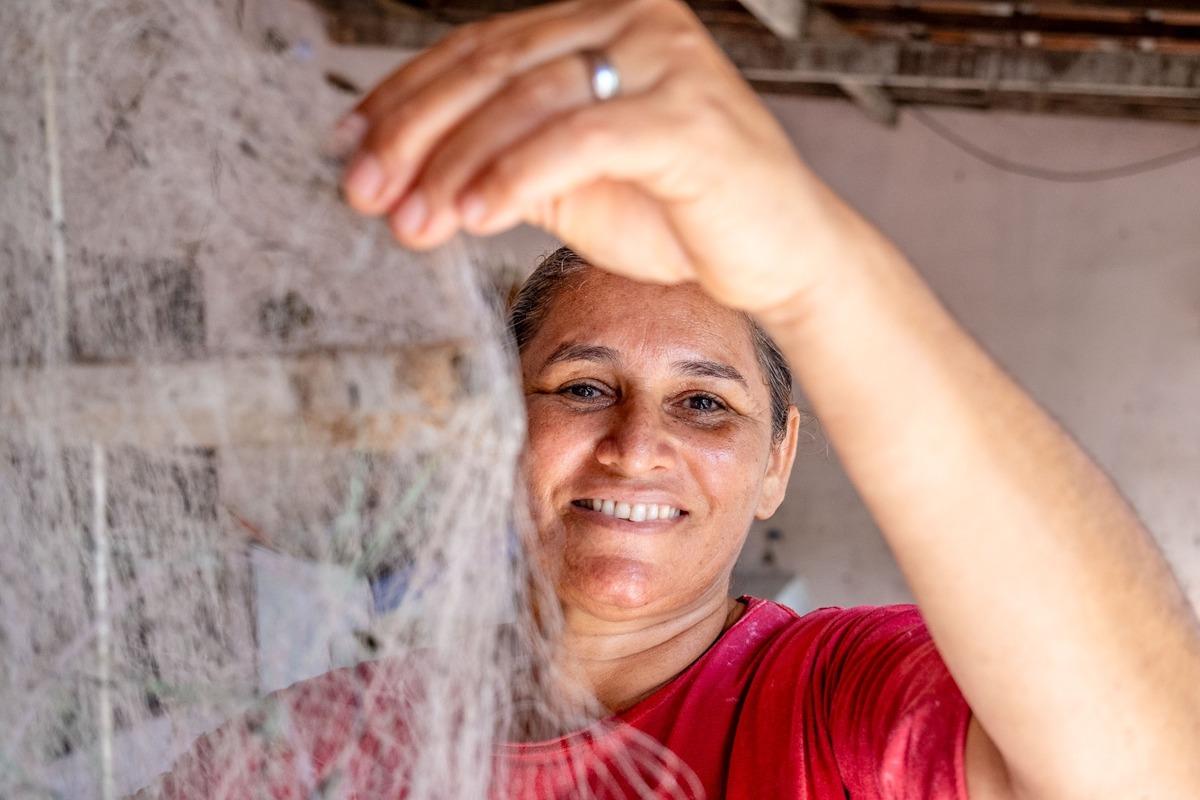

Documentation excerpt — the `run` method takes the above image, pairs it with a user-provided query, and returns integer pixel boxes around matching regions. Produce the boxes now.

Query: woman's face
[520,268,798,621]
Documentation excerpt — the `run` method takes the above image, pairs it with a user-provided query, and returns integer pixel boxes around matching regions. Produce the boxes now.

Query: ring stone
[582,49,620,102]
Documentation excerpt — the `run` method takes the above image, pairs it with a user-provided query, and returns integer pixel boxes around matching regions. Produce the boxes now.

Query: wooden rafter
[310,0,1200,122]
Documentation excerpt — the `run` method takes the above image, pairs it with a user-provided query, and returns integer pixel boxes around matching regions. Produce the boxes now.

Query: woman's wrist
[750,192,915,346]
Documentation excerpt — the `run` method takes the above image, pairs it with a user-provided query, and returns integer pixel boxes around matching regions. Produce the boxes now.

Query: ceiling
[308,0,1200,123]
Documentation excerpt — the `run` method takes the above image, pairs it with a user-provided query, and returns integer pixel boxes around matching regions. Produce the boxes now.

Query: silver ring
[582,49,620,102]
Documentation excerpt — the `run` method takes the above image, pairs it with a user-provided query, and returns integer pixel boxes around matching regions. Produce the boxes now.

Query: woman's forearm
[757,201,1200,798]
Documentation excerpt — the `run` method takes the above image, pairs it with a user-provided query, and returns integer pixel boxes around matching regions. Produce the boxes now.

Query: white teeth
[581,499,681,522]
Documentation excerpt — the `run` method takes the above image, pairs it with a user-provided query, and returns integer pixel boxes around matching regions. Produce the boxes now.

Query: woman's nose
[594,401,676,476]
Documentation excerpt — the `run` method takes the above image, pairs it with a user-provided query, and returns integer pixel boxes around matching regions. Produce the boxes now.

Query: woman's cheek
[684,427,767,513]
[525,402,601,495]
[528,402,587,454]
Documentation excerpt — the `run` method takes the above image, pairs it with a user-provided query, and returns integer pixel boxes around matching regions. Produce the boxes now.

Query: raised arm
[335,0,1200,795]
[751,191,1200,800]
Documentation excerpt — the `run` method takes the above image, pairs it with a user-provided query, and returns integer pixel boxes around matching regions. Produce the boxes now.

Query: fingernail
[325,112,368,159]
[394,191,428,236]
[344,152,385,204]
[459,192,487,228]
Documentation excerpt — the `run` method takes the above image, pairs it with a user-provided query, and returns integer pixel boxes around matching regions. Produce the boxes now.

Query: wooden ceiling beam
[817,3,1200,40]
[732,37,1200,100]
[837,22,1200,54]
[312,0,1200,123]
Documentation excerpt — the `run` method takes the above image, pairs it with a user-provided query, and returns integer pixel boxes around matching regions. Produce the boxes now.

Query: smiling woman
[142,224,1200,796]
[145,247,975,800]
[515,249,799,628]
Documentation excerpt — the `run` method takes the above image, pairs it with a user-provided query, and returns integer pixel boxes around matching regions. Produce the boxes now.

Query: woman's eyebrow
[673,359,749,389]
[540,344,748,389]
[541,342,620,370]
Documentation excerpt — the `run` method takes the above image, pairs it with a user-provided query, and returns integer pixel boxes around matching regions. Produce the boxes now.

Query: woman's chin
[559,554,663,615]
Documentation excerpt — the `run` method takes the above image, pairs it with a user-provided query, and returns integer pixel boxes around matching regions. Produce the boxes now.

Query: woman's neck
[557,590,747,713]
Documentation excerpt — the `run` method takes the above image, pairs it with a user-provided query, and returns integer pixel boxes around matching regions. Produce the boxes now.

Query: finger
[384,54,594,246]
[390,37,671,248]
[455,95,684,236]
[346,3,635,215]
[342,0,645,215]
[353,0,592,124]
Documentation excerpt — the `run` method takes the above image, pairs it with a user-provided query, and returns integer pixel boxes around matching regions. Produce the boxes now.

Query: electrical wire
[908,107,1200,183]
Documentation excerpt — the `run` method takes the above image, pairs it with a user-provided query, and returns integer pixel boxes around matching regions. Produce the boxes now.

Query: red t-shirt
[144,599,972,799]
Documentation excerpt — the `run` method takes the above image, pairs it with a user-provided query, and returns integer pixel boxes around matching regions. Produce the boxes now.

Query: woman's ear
[755,405,801,520]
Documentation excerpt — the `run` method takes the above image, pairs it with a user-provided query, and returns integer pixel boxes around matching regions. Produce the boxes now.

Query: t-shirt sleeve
[811,604,972,800]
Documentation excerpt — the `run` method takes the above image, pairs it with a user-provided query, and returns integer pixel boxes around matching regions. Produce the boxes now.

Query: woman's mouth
[570,499,684,522]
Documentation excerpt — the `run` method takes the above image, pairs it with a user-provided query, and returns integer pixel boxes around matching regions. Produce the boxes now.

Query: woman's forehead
[524,270,758,372]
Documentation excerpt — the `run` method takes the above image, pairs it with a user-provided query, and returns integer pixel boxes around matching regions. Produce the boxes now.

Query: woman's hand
[337,0,858,314]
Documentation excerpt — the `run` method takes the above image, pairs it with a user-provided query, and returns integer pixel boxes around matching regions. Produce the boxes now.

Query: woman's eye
[684,394,725,413]
[562,383,603,400]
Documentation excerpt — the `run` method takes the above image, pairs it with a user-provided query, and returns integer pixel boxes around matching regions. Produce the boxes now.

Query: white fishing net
[0,1,698,797]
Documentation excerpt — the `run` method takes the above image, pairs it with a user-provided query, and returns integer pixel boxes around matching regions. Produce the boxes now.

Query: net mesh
[0,1,699,797]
